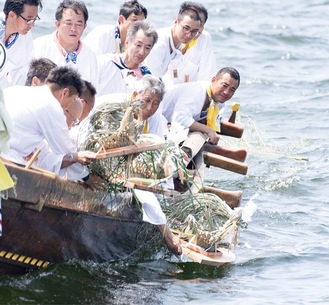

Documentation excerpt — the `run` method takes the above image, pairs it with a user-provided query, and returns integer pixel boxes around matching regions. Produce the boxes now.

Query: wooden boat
[0,108,247,272]
[0,158,160,274]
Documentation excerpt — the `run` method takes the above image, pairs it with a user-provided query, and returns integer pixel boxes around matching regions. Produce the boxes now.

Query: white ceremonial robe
[0,28,34,88]
[162,81,224,143]
[2,85,87,180]
[162,30,217,88]
[83,24,117,55]
[33,33,99,90]
[97,53,149,96]
[144,27,182,79]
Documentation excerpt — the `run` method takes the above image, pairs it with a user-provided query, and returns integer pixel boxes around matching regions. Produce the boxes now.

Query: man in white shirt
[97,19,157,96]
[83,0,147,55]
[161,1,217,87]
[162,67,247,162]
[0,0,42,88]
[2,66,102,188]
[33,0,99,91]
[144,6,201,82]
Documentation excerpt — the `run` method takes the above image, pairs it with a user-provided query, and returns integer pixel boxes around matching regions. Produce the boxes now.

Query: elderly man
[97,19,158,96]
[0,0,42,87]
[83,0,147,55]
[33,0,98,90]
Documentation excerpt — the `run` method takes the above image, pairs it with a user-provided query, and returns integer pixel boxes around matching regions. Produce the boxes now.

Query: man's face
[210,73,239,104]
[134,89,161,120]
[119,13,145,34]
[14,4,39,35]
[125,29,154,68]
[174,15,200,44]
[56,8,86,45]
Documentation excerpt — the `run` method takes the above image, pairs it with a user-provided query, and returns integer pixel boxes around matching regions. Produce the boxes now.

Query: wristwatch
[68,153,74,162]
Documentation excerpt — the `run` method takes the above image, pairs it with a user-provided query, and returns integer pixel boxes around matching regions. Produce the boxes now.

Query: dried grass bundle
[164,192,242,251]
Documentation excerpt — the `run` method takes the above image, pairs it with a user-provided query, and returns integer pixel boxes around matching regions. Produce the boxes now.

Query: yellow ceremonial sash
[206,87,220,132]
[142,119,148,134]
[0,160,14,191]
[181,37,198,54]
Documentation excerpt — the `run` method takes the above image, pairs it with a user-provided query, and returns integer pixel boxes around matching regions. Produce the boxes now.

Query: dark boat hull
[0,160,157,273]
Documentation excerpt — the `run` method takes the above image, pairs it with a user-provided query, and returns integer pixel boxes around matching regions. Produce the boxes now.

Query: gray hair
[126,19,158,47]
[137,75,165,102]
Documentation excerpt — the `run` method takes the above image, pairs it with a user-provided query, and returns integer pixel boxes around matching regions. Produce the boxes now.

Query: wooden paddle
[203,152,248,175]
[96,142,165,159]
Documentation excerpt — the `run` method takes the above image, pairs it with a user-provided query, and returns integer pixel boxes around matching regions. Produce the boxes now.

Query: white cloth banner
[134,189,167,225]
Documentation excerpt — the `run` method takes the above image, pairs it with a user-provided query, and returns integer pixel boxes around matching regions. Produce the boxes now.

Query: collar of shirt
[54,31,82,64]
[0,16,19,49]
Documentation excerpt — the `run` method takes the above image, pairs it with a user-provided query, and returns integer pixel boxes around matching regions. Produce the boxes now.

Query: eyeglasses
[17,14,40,25]
[179,23,200,37]
[65,109,80,127]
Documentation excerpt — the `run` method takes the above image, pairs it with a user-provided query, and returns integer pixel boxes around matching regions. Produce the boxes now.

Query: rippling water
[1,0,329,304]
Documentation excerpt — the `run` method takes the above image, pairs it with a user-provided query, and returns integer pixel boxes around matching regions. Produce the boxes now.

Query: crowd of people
[0,0,245,254]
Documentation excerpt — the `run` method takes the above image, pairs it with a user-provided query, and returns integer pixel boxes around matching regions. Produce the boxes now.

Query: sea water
[1,0,329,304]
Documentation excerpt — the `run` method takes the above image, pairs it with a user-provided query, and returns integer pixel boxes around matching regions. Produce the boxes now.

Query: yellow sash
[142,119,148,134]
[181,37,198,54]
[206,87,220,132]
[0,160,14,191]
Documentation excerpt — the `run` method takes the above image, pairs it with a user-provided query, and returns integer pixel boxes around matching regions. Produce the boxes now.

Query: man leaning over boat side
[97,19,157,96]
[0,0,43,88]
[82,75,182,255]
[162,67,247,162]
[1,66,104,190]
[83,0,147,55]
[32,0,99,92]
[161,1,217,88]
[143,5,202,84]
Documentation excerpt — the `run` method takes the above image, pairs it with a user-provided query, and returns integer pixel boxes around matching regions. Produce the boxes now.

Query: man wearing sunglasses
[0,0,42,88]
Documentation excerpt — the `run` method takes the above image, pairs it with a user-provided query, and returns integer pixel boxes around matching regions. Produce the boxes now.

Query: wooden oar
[181,131,207,164]
[96,142,165,159]
[219,120,244,138]
[200,185,242,208]
[203,152,248,175]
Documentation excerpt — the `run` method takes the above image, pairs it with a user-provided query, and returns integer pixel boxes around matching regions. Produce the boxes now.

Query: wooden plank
[203,151,248,175]
[219,120,244,138]
[96,143,165,159]
[181,244,235,266]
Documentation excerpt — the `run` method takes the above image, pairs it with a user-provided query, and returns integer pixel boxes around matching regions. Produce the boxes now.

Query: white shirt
[97,53,149,96]
[83,24,118,55]
[2,85,87,180]
[33,32,99,90]
[144,27,182,78]
[162,30,217,88]
[0,13,34,88]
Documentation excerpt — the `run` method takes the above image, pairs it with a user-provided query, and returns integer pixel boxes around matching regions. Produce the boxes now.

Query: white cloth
[162,30,217,88]
[144,27,182,78]
[0,13,34,88]
[1,85,87,180]
[33,32,99,90]
[83,24,117,55]
[134,189,167,225]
